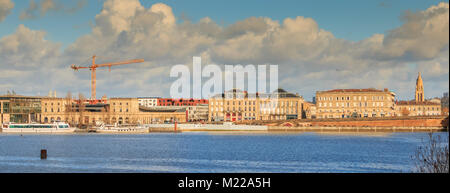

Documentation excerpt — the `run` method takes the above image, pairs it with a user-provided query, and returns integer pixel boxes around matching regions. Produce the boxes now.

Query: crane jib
[70,55,144,100]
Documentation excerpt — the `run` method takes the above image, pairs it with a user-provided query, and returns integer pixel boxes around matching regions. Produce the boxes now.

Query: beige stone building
[208,89,304,122]
[302,102,317,119]
[40,97,187,125]
[395,72,441,116]
[186,104,209,122]
[315,88,396,118]
[395,101,441,116]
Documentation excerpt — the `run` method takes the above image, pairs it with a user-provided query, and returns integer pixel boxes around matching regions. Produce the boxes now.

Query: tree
[65,92,74,124]
[401,108,410,116]
[412,133,449,173]
[78,93,86,126]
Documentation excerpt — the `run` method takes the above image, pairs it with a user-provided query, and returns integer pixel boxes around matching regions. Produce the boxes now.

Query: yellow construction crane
[71,55,144,100]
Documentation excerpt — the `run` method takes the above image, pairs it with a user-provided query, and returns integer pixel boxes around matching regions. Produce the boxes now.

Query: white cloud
[0,24,61,68]
[375,2,449,60]
[0,0,14,22]
[1,1,448,100]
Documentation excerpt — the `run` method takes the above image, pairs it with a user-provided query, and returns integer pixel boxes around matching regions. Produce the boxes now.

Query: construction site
[0,55,207,128]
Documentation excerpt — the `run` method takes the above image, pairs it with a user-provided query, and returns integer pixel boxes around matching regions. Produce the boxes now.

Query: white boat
[95,123,149,133]
[1,122,76,134]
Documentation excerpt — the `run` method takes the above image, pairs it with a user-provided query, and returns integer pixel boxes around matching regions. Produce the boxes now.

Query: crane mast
[71,55,144,100]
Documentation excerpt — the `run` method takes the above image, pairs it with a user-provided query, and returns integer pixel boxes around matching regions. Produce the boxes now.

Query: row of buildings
[0,72,446,125]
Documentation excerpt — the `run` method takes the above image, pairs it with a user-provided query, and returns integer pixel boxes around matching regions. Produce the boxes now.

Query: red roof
[396,100,440,105]
[320,88,385,93]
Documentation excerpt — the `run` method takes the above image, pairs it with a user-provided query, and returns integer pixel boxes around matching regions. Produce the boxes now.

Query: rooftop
[318,88,390,93]
[0,94,43,100]
[396,100,441,106]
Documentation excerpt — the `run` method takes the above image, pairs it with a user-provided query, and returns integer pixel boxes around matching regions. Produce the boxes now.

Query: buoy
[40,149,47,160]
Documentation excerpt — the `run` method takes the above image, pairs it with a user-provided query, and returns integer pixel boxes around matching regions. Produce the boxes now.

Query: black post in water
[40,149,47,160]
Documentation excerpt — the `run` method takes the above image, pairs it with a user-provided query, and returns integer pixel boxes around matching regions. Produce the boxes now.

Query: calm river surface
[0,132,447,173]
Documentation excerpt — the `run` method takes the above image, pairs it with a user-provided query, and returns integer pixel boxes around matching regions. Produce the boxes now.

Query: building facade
[186,104,209,122]
[395,101,441,116]
[138,97,160,107]
[394,72,441,116]
[1,95,42,124]
[208,89,304,122]
[40,97,187,125]
[315,88,396,118]
[157,98,208,106]
[302,102,317,119]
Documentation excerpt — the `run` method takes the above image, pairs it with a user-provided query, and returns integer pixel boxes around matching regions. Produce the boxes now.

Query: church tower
[415,72,424,102]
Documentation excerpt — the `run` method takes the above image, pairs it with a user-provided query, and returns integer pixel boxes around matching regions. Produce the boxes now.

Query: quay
[267,126,447,133]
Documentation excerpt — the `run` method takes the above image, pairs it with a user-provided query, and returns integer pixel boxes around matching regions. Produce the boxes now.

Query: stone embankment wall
[268,126,446,132]
[244,116,448,127]
[309,118,445,127]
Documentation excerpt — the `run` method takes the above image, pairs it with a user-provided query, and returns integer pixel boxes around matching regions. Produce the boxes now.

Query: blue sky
[1,0,447,48]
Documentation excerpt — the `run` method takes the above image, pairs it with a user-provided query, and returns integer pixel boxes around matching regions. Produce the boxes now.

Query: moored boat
[95,123,149,133]
[1,122,76,134]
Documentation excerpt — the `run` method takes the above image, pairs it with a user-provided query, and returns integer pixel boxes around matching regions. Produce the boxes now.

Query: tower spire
[415,72,424,102]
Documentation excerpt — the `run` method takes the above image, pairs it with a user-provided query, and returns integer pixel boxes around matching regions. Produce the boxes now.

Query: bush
[412,133,449,173]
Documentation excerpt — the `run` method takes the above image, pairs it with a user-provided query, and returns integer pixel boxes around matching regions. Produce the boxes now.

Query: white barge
[94,123,149,133]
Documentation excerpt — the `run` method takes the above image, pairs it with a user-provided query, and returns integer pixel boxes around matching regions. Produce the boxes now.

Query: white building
[186,104,209,122]
[138,97,160,108]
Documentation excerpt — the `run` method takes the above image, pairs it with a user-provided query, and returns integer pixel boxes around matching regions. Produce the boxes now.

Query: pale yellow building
[40,97,187,125]
[315,88,396,118]
[395,101,441,116]
[302,102,317,119]
[395,72,441,116]
[208,89,304,122]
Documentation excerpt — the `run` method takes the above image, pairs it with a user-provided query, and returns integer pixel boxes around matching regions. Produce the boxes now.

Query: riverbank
[144,126,447,133]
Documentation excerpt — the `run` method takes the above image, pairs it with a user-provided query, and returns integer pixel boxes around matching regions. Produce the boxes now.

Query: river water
[0,132,447,173]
